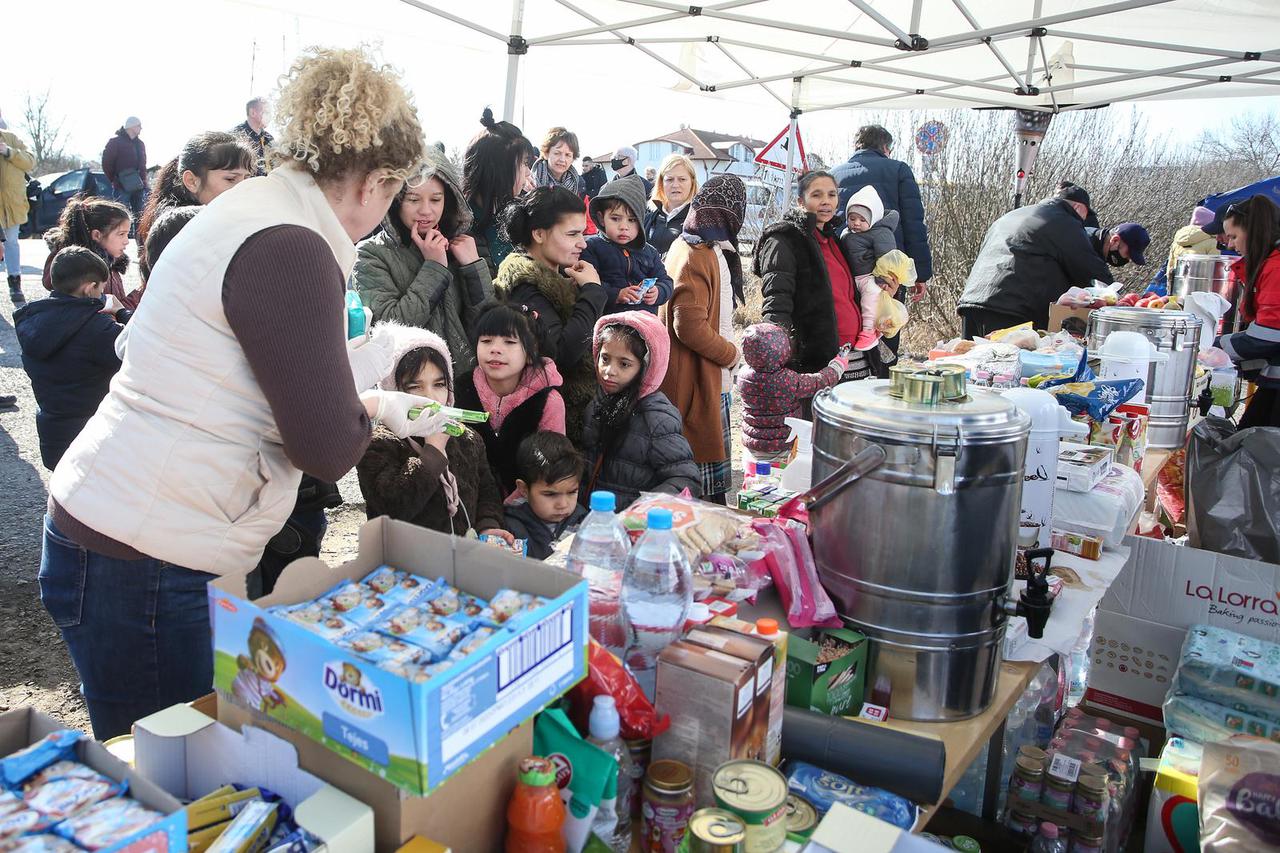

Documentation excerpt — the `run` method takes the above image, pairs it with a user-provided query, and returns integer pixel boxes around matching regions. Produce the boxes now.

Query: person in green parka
[352,148,494,377]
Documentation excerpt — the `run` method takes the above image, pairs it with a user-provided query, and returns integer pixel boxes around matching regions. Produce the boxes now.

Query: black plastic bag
[1186,417,1280,564]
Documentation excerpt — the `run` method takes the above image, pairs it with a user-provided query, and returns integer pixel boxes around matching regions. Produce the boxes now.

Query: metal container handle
[801,444,887,513]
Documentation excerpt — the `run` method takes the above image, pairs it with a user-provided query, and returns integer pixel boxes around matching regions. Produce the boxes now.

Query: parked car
[738,179,776,253]
[21,168,113,237]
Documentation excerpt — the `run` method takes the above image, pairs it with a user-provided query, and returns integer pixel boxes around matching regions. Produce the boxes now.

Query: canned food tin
[680,808,746,853]
[711,760,788,853]
[783,793,818,841]
[931,363,968,400]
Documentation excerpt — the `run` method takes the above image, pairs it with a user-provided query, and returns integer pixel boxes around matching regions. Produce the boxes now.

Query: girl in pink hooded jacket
[736,322,847,463]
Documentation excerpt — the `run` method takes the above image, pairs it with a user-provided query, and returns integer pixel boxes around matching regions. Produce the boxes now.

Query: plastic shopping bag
[1186,418,1280,563]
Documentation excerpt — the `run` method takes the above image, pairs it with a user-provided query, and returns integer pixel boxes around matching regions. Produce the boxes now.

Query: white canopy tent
[398,0,1280,200]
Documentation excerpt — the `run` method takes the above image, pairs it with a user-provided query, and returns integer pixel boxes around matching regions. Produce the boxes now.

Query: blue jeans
[2,223,19,277]
[39,515,216,739]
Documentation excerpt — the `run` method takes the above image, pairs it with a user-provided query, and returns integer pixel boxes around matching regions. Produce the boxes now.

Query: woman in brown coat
[661,175,745,504]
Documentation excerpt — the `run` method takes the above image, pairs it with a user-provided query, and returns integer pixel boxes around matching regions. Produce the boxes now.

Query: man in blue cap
[1087,221,1150,269]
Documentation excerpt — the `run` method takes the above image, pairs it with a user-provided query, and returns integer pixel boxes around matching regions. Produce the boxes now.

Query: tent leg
[783,78,802,209]
[503,0,527,123]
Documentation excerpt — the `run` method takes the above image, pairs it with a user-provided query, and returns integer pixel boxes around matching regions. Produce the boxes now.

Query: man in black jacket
[957,197,1114,338]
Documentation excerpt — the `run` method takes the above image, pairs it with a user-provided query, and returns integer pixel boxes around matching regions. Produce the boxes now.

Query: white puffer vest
[51,167,357,575]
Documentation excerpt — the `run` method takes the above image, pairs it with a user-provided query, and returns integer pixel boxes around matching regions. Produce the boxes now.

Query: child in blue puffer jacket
[581,174,674,315]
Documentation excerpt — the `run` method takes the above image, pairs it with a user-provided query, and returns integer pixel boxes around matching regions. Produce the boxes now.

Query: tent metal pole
[950,0,1026,87]
[1037,37,1061,112]
[395,0,505,40]
[552,0,706,88]
[847,0,912,43]
[1050,29,1278,60]
[928,0,1172,49]
[712,43,793,111]
[1060,76,1222,110]
[784,79,801,210]
[909,0,923,34]
[712,62,852,91]
[503,0,525,123]
[1023,0,1043,90]
[701,8,897,48]
[1038,56,1237,95]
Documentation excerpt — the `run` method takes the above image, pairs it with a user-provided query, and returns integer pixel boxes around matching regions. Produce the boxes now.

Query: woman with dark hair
[1220,195,1280,429]
[353,149,494,375]
[754,170,880,381]
[41,196,139,310]
[137,131,256,255]
[494,186,607,443]
[532,127,581,194]
[464,108,537,275]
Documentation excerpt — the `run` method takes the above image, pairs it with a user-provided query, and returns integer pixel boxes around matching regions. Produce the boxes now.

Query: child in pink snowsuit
[736,322,847,464]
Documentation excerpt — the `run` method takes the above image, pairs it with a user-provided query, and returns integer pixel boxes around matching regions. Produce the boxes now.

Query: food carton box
[808,802,947,852]
[683,626,775,762]
[1085,535,1280,726]
[1048,303,1094,334]
[1056,442,1114,493]
[209,516,587,796]
[0,707,187,852]
[653,640,756,804]
[218,695,530,853]
[785,628,868,716]
[133,703,374,852]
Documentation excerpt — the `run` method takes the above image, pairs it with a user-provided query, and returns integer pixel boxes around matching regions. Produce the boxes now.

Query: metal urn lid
[1090,306,1203,331]
[814,380,1030,444]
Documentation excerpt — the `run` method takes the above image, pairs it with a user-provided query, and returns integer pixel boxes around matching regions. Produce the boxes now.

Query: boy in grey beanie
[581,173,674,314]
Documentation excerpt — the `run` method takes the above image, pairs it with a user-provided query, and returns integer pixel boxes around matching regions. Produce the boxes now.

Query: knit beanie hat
[1190,205,1215,229]
[682,174,747,247]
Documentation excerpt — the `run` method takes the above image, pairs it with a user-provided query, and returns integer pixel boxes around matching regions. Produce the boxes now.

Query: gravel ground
[0,237,746,733]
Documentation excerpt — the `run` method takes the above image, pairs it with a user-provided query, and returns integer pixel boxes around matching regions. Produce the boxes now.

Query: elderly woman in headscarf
[659,174,746,505]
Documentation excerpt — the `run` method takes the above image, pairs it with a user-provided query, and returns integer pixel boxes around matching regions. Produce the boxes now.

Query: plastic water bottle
[1028,822,1067,853]
[587,696,634,852]
[566,492,632,658]
[621,508,692,701]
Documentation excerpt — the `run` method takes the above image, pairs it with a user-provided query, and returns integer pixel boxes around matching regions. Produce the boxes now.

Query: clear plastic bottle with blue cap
[565,491,631,657]
[586,695,635,852]
[621,507,692,701]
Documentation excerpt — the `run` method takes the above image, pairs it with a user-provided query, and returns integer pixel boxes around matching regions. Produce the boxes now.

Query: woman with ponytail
[136,131,255,271]
[494,186,608,443]
[42,197,139,310]
[463,108,536,275]
[1220,195,1280,428]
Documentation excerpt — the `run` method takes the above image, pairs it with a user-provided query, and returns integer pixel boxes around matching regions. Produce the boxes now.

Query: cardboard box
[785,628,868,716]
[1048,303,1094,333]
[808,802,946,852]
[218,700,531,853]
[0,707,187,852]
[133,703,375,852]
[652,639,756,803]
[1084,535,1280,725]
[1057,442,1114,493]
[683,626,775,762]
[209,517,587,796]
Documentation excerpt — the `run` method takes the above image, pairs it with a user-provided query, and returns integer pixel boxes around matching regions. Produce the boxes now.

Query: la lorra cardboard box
[132,703,375,852]
[209,516,587,796]
[1084,534,1280,726]
[0,707,187,852]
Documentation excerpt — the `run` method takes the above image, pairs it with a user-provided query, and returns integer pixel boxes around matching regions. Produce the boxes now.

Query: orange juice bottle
[506,756,566,853]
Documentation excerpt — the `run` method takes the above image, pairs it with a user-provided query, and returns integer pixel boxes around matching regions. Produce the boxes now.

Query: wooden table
[734,590,1042,829]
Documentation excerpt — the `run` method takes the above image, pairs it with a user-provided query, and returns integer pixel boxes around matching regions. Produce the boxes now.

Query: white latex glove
[361,390,455,439]
[347,327,396,392]
[114,323,131,360]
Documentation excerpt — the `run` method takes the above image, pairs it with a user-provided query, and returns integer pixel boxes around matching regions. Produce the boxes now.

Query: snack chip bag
[448,627,496,662]
[373,605,467,659]
[275,601,357,642]
[419,583,463,617]
[785,761,917,830]
[338,631,419,671]
[320,580,396,628]
[478,590,548,629]
[23,762,125,823]
[386,655,454,684]
[54,797,165,850]
[4,834,81,852]
[360,567,433,606]
[0,730,81,788]
[0,791,42,840]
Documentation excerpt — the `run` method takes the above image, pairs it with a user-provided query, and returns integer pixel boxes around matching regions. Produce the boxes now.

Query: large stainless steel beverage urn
[806,379,1049,721]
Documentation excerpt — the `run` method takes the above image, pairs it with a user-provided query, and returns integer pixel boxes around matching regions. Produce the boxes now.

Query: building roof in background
[635,127,769,163]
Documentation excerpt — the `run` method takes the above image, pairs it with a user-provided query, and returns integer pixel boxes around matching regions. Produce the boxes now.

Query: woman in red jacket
[1220,195,1280,429]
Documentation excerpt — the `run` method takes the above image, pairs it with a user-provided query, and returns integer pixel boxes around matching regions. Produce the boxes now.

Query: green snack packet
[534,708,617,853]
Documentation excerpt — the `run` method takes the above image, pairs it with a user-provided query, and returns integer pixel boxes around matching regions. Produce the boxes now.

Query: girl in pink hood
[582,310,699,508]
[454,301,567,495]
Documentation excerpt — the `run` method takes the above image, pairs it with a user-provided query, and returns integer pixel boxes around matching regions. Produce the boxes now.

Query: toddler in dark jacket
[15,247,131,470]
[840,185,903,351]
[737,323,847,465]
[581,174,673,314]
[505,431,590,560]
[582,311,699,509]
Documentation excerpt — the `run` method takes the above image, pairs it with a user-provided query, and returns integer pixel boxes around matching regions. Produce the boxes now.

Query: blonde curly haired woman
[645,153,699,256]
[42,47,446,738]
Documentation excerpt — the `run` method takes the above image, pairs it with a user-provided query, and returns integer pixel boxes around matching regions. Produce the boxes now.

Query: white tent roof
[400,0,1280,117]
